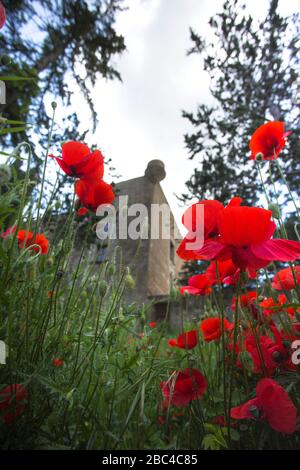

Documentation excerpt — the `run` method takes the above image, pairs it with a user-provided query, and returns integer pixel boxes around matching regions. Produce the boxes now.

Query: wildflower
[149,321,157,328]
[1,226,16,239]
[0,384,28,424]
[272,266,300,291]
[249,121,291,160]
[259,294,298,317]
[52,358,63,368]
[168,330,198,350]
[50,141,104,180]
[75,179,114,212]
[200,317,232,342]
[17,230,49,255]
[0,2,6,29]
[179,273,212,295]
[160,368,207,407]
[179,200,300,272]
[231,378,297,434]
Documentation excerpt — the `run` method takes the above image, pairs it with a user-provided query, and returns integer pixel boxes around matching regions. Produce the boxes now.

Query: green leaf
[0,127,29,135]
[0,76,36,81]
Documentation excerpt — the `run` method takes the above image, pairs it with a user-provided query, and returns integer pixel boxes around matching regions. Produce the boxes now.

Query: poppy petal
[252,239,300,262]
[256,378,297,434]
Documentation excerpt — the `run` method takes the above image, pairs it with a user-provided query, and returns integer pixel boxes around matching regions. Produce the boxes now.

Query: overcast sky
[56,0,299,230]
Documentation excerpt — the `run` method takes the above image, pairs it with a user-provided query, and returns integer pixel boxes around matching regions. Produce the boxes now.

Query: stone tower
[109,160,183,316]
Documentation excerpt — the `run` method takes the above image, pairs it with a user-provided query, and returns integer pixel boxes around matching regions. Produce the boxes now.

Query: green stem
[35,103,56,232]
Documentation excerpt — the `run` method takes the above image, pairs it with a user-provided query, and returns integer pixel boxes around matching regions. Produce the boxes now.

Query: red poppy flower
[168,330,198,350]
[249,121,291,160]
[149,321,157,328]
[50,141,104,180]
[1,226,16,239]
[0,384,28,424]
[272,266,300,290]
[231,378,297,434]
[77,207,89,216]
[200,317,232,342]
[52,358,63,368]
[160,368,207,407]
[75,179,114,212]
[17,230,49,255]
[182,202,300,272]
[0,2,6,29]
[232,291,257,311]
[17,230,34,248]
[259,297,279,317]
[259,294,298,318]
[179,274,212,296]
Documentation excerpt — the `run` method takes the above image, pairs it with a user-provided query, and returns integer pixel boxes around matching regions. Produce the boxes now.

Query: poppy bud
[0,164,12,185]
[125,273,136,290]
[119,307,125,321]
[51,101,57,110]
[75,198,81,211]
[255,152,264,161]
[99,280,108,297]
[268,203,281,220]
[46,256,54,267]
[56,270,64,279]
[107,263,116,277]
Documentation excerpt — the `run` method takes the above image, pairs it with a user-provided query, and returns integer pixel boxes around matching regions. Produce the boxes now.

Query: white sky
[49,0,300,229]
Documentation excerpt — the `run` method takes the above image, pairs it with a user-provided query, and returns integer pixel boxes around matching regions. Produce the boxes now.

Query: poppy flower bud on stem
[268,203,281,220]
[99,280,108,297]
[125,272,136,290]
[0,164,12,185]
[106,263,116,277]
[255,152,264,161]
[51,101,57,110]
